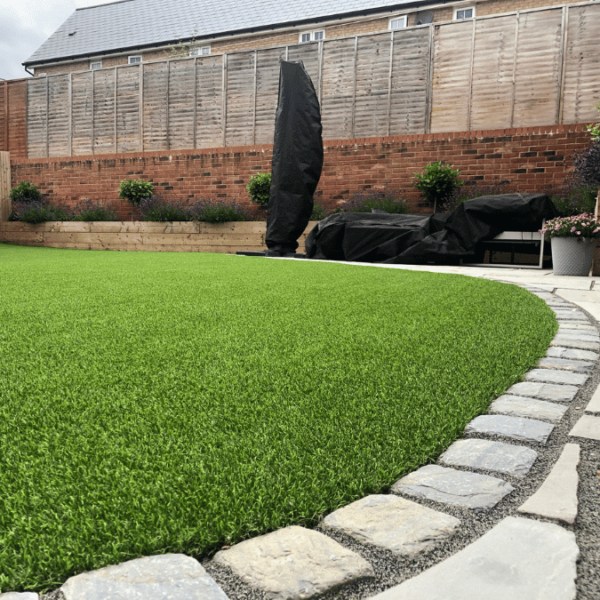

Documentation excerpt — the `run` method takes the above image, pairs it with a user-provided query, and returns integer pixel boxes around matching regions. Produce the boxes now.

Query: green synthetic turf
[0,244,556,592]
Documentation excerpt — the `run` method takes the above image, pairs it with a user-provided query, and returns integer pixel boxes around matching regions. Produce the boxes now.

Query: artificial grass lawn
[0,244,557,592]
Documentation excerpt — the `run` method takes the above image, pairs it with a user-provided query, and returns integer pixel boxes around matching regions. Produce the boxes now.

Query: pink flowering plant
[540,213,600,239]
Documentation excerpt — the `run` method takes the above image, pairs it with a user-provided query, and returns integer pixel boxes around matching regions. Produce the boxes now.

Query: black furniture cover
[305,193,558,263]
[265,61,324,254]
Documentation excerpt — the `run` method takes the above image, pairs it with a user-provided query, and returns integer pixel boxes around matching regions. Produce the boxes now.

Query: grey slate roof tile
[26,0,417,64]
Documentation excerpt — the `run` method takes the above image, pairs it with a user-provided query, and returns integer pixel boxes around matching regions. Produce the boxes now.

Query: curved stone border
[7,276,599,600]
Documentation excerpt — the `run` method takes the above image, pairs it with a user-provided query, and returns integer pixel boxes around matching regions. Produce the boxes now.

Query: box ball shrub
[414,162,462,210]
[9,181,41,203]
[247,173,271,205]
[119,179,154,206]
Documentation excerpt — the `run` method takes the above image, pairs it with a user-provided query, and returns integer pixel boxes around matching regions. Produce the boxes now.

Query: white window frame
[454,6,475,20]
[190,46,211,56]
[128,55,142,64]
[90,61,102,70]
[299,30,325,43]
[389,16,408,30]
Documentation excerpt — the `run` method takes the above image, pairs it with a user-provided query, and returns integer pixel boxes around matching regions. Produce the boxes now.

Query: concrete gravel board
[537,357,593,372]
[489,395,568,424]
[569,415,600,441]
[322,495,460,556]
[213,526,374,599]
[518,443,580,524]
[465,415,554,444]
[524,369,588,386]
[439,439,538,479]
[366,517,578,600]
[547,347,599,361]
[61,554,229,600]
[584,383,600,413]
[391,465,514,510]
[506,382,578,402]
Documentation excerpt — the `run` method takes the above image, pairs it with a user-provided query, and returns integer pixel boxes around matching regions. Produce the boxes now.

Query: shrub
[9,181,41,203]
[441,177,514,213]
[413,162,462,210]
[192,198,247,223]
[9,201,69,224]
[119,179,154,206]
[310,203,328,220]
[247,173,271,205]
[138,196,192,222]
[341,188,410,214]
[573,141,600,188]
[71,199,119,222]
[549,183,597,217]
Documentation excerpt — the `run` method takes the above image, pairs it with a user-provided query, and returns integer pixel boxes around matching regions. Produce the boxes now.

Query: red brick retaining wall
[5,123,594,220]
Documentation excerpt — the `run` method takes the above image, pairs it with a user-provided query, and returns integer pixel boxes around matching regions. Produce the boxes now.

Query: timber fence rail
[25,1,600,159]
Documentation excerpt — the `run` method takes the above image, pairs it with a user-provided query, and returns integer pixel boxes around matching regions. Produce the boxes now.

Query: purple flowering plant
[540,213,600,239]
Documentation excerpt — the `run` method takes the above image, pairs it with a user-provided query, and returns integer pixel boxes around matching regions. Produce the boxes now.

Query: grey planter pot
[551,236,596,276]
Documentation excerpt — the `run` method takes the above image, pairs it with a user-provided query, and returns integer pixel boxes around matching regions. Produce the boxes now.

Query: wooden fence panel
[27,77,48,157]
[321,38,356,140]
[47,75,70,157]
[116,66,141,153]
[561,3,600,124]
[195,55,223,148]
[168,58,195,150]
[389,27,430,135]
[470,15,517,131]
[513,8,563,127]
[430,20,474,133]
[0,152,10,221]
[71,72,93,155]
[287,43,321,93]
[225,52,255,146]
[354,33,392,138]
[143,62,168,151]
[254,47,285,145]
[93,69,116,154]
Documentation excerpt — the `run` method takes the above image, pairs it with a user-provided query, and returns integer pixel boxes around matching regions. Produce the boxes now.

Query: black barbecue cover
[305,193,558,263]
[265,61,324,253]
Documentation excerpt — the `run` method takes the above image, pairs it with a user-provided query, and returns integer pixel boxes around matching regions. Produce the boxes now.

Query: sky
[0,0,116,80]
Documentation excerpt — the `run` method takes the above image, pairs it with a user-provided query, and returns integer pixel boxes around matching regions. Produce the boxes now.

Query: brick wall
[8,123,593,221]
[0,80,27,161]
[31,0,584,76]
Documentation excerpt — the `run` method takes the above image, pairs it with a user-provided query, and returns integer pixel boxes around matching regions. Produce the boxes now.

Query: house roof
[25,0,429,66]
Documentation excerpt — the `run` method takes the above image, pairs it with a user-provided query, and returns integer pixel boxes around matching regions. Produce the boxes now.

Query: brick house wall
[30,0,583,77]
[7,123,592,221]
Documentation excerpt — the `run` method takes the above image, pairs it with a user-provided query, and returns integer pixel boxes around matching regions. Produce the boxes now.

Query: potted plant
[540,213,600,276]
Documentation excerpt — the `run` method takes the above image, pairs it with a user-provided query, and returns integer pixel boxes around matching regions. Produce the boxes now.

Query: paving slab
[584,383,600,413]
[568,301,600,321]
[322,495,460,556]
[61,554,228,600]
[367,517,578,600]
[553,313,589,322]
[439,439,537,479]
[489,395,568,424]
[555,288,600,304]
[556,321,597,330]
[213,526,373,600]
[518,444,580,524]
[547,346,599,361]
[550,338,600,351]
[553,332,599,343]
[569,415,600,441]
[537,357,593,372]
[391,465,513,510]
[465,415,554,444]
[524,369,588,386]
[0,594,39,600]
[506,381,578,402]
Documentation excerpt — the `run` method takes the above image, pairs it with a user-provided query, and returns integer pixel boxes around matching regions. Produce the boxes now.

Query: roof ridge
[76,0,136,12]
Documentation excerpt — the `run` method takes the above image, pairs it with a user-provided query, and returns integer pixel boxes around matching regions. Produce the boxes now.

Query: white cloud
[0,0,119,79]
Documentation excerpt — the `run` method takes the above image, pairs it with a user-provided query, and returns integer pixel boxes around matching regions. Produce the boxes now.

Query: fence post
[0,152,10,221]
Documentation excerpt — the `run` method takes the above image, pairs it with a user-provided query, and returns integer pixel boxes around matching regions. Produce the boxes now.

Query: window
[190,46,211,56]
[389,16,407,30]
[299,30,325,43]
[128,55,142,64]
[90,61,102,70]
[454,7,475,20]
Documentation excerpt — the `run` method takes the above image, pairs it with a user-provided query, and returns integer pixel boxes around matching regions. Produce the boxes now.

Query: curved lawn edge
[0,246,557,592]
